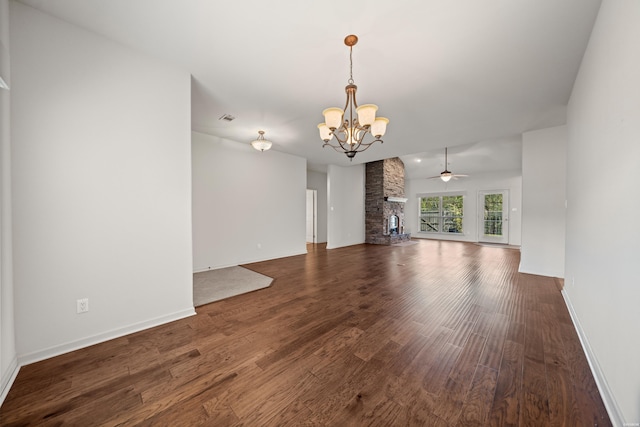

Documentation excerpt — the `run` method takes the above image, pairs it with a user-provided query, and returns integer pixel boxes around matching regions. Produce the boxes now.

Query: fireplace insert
[389,215,399,234]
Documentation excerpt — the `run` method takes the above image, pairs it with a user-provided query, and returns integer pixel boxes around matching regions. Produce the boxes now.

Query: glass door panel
[479,191,509,244]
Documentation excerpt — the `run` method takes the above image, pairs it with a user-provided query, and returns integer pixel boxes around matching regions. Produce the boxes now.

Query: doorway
[306,189,317,243]
[479,190,509,244]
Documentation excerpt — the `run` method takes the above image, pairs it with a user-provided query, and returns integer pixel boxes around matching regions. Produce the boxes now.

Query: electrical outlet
[77,298,89,314]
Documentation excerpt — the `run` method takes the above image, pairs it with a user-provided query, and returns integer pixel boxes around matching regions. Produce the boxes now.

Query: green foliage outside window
[483,194,503,236]
[419,195,463,233]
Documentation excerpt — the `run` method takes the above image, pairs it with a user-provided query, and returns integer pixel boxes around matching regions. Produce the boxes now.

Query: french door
[478,190,509,244]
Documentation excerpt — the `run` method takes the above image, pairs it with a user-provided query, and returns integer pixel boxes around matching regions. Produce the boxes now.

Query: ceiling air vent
[218,114,236,122]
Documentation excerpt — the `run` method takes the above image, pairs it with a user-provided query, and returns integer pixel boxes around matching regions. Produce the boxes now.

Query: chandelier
[250,130,272,152]
[317,35,389,160]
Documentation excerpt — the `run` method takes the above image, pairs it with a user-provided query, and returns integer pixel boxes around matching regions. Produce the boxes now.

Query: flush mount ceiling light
[317,35,389,161]
[250,130,272,152]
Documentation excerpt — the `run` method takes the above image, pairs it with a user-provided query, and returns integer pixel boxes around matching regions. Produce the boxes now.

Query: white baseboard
[0,356,20,406]
[193,249,307,274]
[561,290,624,427]
[17,307,196,367]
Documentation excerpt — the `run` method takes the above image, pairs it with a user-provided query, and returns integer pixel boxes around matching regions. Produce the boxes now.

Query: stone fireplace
[365,157,411,245]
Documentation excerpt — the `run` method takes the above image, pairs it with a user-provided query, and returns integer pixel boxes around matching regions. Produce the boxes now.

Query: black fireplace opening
[389,215,399,234]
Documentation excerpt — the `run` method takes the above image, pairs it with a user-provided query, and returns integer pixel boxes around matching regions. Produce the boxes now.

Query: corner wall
[326,164,365,249]
[520,125,567,277]
[10,2,194,363]
[191,132,307,270]
[0,0,17,404]
[405,169,522,245]
[564,0,640,424]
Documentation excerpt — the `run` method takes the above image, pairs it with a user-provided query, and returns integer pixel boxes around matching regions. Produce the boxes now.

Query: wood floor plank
[521,356,551,426]
[385,327,451,409]
[46,385,142,427]
[431,333,488,423]
[422,343,463,395]
[458,364,499,426]
[540,301,582,426]
[559,322,612,426]
[487,339,524,426]
[0,240,611,425]
[479,313,509,370]
[473,311,496,338]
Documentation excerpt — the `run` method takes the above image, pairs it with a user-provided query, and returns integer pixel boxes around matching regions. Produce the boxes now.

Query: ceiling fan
[428,147,468,182]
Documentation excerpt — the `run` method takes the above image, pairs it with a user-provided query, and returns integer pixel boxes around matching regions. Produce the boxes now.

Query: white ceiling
[18,0,601,178]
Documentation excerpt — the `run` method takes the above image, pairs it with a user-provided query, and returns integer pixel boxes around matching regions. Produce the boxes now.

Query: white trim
[415,231,464,237]
[17,308,196,367]
[0,356,20,406]
[561,290,624,427]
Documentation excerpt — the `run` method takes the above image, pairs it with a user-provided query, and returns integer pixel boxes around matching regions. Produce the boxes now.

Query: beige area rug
[193,266,273,307]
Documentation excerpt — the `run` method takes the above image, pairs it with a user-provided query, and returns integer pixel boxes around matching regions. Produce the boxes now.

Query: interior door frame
[478,190,509,244]
[306,189,317,244]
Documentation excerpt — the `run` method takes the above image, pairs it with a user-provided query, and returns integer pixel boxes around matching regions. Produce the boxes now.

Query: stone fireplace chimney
[365,157,411,245]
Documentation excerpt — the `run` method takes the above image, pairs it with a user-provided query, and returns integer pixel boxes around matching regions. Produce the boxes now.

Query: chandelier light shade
[318,35,389,160]
[250,130,272,152]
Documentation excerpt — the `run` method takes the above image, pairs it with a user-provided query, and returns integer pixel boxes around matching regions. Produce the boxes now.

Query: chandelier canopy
[317,35,389,160]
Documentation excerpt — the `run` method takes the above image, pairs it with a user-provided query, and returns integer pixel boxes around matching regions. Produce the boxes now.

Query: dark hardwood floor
[0,240,611,426]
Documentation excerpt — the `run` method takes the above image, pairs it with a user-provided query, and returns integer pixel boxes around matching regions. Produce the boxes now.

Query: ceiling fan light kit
[317,35,389,160]
[440,171,453,182]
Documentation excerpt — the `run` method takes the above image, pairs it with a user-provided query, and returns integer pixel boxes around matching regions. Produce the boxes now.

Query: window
[419,194,464,234]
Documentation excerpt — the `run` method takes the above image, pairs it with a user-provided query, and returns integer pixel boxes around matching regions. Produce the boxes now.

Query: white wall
[306,170,328,243]
[0,0,17,404]
[10,2,194,363]
[405,170,522,245]
[192,132,307,271]
[520,126,567,277]
[564,1,640,424]
[326,164,365,249]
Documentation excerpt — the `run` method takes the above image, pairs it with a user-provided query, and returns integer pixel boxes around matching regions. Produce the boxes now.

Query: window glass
[483,194,503,236]
[419,194,464,234]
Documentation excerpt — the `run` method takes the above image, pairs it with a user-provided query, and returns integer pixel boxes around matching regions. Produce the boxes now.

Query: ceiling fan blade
[425,148,469,180]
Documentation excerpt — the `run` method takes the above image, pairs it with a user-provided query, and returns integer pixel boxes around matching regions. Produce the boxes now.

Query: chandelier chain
[348,46,354,85]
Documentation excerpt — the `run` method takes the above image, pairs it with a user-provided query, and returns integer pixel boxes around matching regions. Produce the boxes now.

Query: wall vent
[218,114,236,122]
